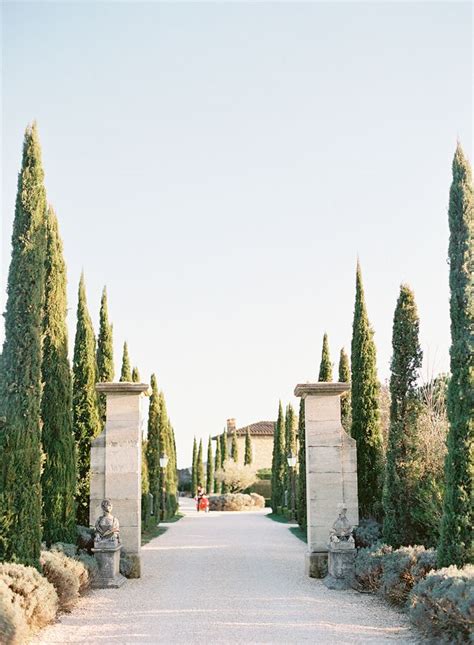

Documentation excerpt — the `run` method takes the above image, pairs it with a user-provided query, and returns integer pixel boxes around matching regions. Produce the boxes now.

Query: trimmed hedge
[381,546,437,606]
[354,543,392,592]
[0,579,29,645]
[40,550,90,611]
[209,493,265,511]
[408,565,473,643]
[0,563,58,633]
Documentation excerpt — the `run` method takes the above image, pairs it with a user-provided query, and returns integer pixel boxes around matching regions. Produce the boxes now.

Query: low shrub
[354,543,392,592]
[208,493,265,511]
[381,546,437,606]
[76,525,94,553]
[76,552,98,585]
[40,550,81,612]
[50,542,78,558]
[408,564,473,643]
[50,542,95,591]
[0,563,58,632]
[354,518,381,548]
[0,579,29,645]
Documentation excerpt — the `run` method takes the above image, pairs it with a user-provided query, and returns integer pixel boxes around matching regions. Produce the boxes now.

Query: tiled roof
[212,421,274,439]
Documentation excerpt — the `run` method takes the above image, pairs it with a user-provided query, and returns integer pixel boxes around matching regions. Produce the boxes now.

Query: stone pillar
[90,382,149,578]
[294,383,358,578]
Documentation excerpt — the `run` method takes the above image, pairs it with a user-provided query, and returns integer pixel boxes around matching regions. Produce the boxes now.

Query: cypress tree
[338,348,351,432]
[72,274,101,526]
[351,262,383,519]
[438,144,474,568]
[41,206,76,545]
[131,367,140,382]
[271,402,286,512]
[146,374,160,520]
[318,333,333,381]
[231,429,239,463]
[158,392,171,517]
[119,342,132,382]
[244,428,253,465]
[164,417,177,516]
[0,123,47,566]
[191,437,198,497]
[220,431,229,493]
[197,439,204,488]
[297,398,307,530]
[383,285,423,547]
[214,437,222,493]
[96,287,114,423]
[206,436,214,494]
[285,404,297,496]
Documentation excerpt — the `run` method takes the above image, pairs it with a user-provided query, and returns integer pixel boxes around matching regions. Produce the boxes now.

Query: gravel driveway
[34,498,415,644]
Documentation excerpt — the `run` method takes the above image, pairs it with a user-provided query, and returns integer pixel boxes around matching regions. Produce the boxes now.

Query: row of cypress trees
[191,427,253,496]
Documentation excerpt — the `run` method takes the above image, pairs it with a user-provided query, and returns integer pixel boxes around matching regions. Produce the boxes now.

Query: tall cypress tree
[244,428,253,465]
[271,402,286,512]
[351,261,383,519]
[191,437,198,497]
[146,374,160,520]
[73,274,101,526]
[297,398,307,530]
[158,392,171,516]
[338,348,351,432]
[285,404,297,497]
[220,430,229,493]
[119,342,132,382]
[96,287,114,423]
[206,436,214,494]
[214,437,222,493]
[41,206,76,545]
[0,123,47,566]
[131,367,140,382]
[318,333,333,381]
[231,430,239,463]
[438,144,474,568]
[383,285,422,547]
[197,439,204,488]
[164,416,177,516]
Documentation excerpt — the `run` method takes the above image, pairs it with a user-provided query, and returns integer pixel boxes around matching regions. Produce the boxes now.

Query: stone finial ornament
[329,503,354,544]
[94,499,120,546]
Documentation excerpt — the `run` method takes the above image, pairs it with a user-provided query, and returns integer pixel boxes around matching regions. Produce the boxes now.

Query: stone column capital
[294,382,349,398]
[96,382,150,395]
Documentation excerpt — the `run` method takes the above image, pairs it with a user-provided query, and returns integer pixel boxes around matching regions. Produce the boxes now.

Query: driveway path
[35,499,415,644]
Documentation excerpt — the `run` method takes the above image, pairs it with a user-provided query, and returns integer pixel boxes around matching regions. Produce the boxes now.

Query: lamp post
[287,452,297,521]
[159,453,169,521]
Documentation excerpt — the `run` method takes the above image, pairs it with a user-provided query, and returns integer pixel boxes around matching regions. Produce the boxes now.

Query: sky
[1,1,472,467]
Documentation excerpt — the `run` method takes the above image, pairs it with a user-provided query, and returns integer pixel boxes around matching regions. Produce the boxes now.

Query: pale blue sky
[1,1,472,467]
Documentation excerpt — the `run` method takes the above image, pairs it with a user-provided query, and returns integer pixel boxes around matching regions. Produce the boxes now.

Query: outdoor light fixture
[160,453,169,468]
[287,453,297,468]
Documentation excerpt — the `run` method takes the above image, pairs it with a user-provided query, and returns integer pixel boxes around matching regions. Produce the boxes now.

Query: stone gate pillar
[90,382,149,578]
[294,382,358,578]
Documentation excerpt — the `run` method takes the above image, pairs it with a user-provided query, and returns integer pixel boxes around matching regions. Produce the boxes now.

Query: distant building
[213,418,275,471]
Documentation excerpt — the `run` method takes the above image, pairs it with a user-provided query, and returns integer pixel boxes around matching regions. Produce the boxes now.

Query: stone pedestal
[323,541,356,590]
[91,382,149,578]
[294,383,358,578]
[91,542,126,588]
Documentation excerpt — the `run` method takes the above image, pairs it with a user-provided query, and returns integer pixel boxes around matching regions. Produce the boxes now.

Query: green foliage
[0,123,47,567]
[438,144,474,568]
[72,274,100,526]
[131,367,140,382]
[96,286,114,422]
[383,285,423,547]
[285,403,296,495]
[338,347,351,432]
[146,374,160,518]
[354,518,381,548]
[214,437,222,493]
[350,261,383,519]
[408,564,474,643]
[191,437,198,497]
[196,438,204,488]
[231,430,238,462]
[41,207,76,545]
[119,341,132,382]
[0,563,58,632]
[296,398,306,531]
[206,436,214,494]
[220,431,229,493]
[271,402,286,512]
[381,546,437,606]
[244,428,253,465]
[318,332,333,381]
